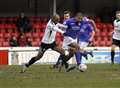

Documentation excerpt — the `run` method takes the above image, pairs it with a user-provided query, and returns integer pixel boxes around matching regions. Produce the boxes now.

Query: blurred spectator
[18,33,26,46]
[9,36,19,47]
[26,37,32,46]
[16,13,32,33]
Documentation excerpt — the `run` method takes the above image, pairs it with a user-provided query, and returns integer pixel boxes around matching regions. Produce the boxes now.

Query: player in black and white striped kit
[111,11,120,64]
[21,14,78,73]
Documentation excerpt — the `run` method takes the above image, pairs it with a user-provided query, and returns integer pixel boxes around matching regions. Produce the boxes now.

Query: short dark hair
[64,11,71,15]
[116,11,120,15]
[75,12,83,17]
[51,14,60,23]
[52,14,60,19]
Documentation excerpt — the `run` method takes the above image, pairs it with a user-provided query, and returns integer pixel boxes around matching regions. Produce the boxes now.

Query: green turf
[0,64,120,88]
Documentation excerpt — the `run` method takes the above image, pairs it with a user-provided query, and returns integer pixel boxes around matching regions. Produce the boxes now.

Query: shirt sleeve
[56,23,68,29]
[83,17,90,22]
[63,20,70,30]
[47,20,65,34]
[87,24,94,32]
[53,25,64,34]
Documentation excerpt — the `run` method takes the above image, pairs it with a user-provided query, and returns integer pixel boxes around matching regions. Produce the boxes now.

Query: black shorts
[39,42,57,53]
[112,39,120,47]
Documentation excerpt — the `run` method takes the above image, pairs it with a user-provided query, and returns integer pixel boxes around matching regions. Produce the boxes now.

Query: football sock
[26,57,37,67]
[53,55,63,68]
[75,51,82,65]
[111,50,115,64]
[66,66,76,72]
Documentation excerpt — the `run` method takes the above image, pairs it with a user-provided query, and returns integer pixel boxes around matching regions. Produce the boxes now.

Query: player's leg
[111,44,116,64]
[119,46,120,63]
[21,51,44,73]
[52,42,78,72]
[53,37,70,69]
[53,58,61,69]
[53,46,67,55]
[79,42,93,60]
[75,50,82,65]
[66,42,92,72]
[110,39,120,64]
[53,46,76,71]
[21,43,46,73]
[59,48,77,72]
[53,37,79,71]
[60,43,81,72]
[25,51,44,68]
[66,47,82,72]
[74,42,85,66]
[79,49,93,60]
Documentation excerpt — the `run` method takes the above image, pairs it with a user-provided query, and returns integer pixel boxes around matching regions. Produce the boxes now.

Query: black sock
[55,56,62,66]
[63,61,69,69]
[56,54,69,69]
[26,57,37,67]
[62,57,69,69]
[111,50,115,64]
[53,55,63,68]
[55,54,69,69]
[66,66,76,72]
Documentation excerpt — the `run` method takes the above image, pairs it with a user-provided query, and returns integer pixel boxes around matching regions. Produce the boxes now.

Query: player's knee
[111,48,115,51]
[111,45,116,51]
[69,47,76,53]
[35,52,43,60]
[73,44,80,51]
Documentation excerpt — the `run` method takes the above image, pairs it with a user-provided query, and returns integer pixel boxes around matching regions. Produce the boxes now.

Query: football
[79,64,87,72]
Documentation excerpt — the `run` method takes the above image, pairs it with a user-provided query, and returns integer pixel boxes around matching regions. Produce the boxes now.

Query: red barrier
[0,50,8,65]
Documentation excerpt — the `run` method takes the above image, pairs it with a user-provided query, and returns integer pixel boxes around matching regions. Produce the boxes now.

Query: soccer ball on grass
[78,64,87,72]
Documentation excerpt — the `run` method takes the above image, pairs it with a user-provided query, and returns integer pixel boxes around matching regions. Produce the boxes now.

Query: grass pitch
[0,64,120,88]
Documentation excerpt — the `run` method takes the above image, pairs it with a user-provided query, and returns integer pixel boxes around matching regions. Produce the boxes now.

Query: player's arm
[89,25,95,42]
[89,30,95,42]
[56,23,68,29]
[52,25,64,34]
[89,19,99,32]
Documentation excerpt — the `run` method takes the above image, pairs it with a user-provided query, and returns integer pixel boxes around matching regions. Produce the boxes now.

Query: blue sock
[81,51,93,59]
[81,51,87,57]
[75,51,82,65]
[82,51,89,56]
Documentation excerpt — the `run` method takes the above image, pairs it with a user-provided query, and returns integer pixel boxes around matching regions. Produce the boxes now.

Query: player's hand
[95,29,100,32]
[89,38,93,42]
[110,31,114,35]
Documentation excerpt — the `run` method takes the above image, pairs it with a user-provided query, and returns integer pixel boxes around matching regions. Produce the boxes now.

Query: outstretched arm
[89,19,99,32]
[53,25,64,34]
[56,23,68,29]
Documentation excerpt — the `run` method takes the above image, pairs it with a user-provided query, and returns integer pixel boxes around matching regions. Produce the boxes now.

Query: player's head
[20,12,25,18]
[64,11,71,20]
[51,14,60,24]
[116,11,120,20]
[12,35,17,40]
[75,12,83,22]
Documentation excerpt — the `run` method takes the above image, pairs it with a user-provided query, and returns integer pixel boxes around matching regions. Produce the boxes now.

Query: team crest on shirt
[70,22,75,25]
[71,26,80,30]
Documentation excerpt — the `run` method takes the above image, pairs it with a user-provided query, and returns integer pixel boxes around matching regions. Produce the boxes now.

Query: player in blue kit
[75,21,95,65]
[66,21,95,72]
[53,12,96,72]
[53,12,85,71]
